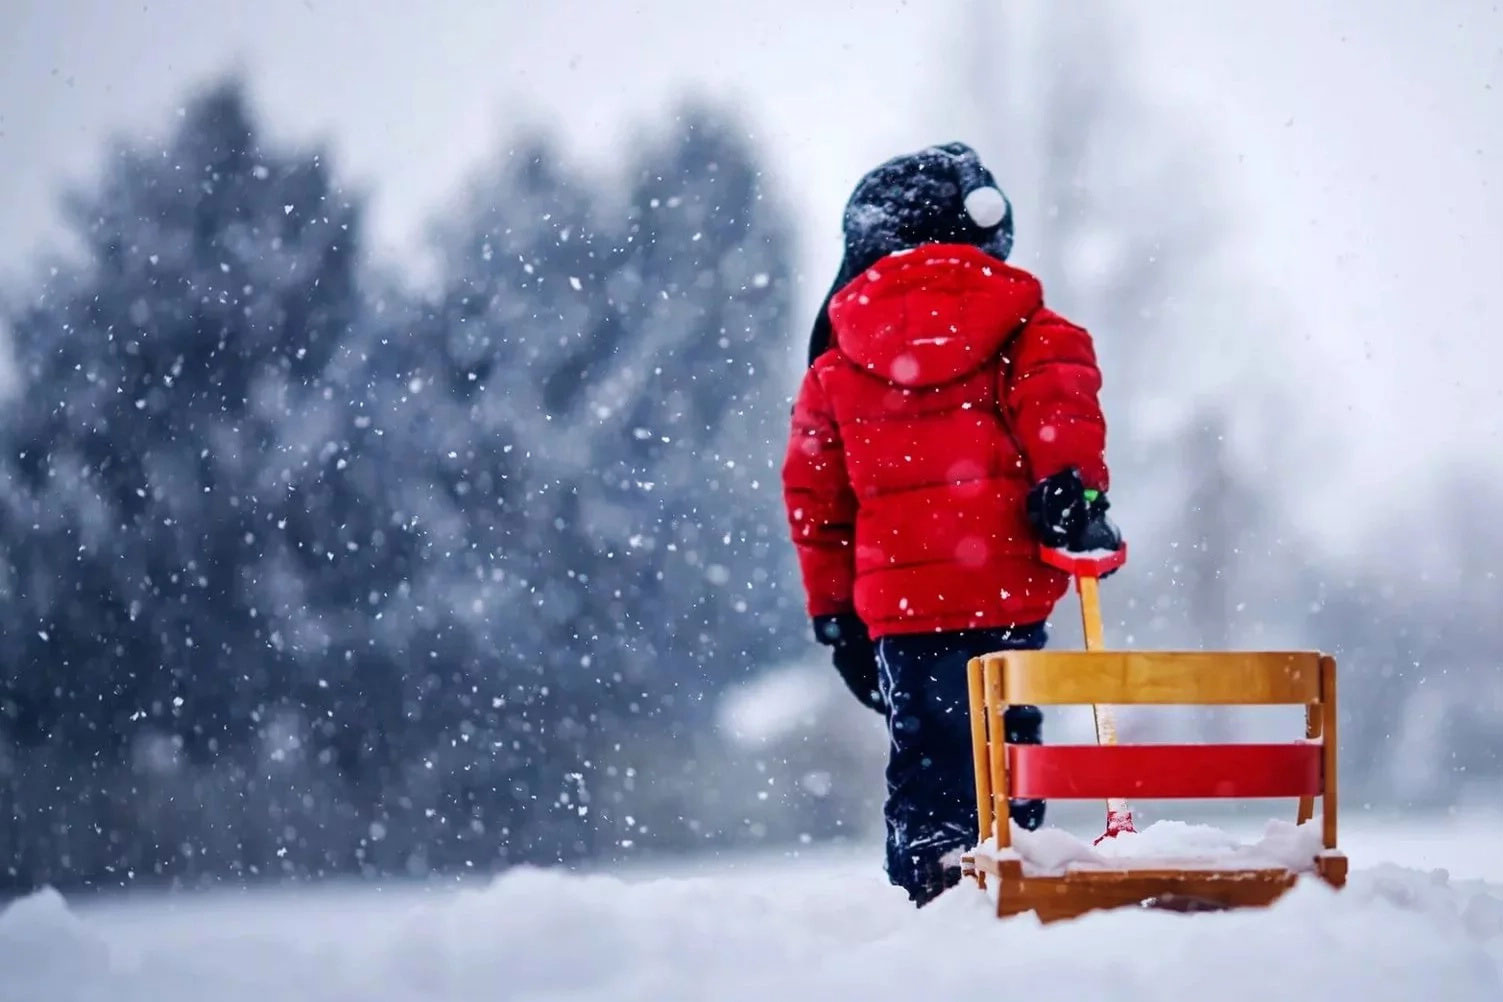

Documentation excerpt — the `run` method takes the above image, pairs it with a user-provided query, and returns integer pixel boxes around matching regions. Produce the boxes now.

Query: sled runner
[961,547,1347,922]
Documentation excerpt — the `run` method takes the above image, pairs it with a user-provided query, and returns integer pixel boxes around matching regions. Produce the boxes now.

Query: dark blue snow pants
[875,624,1047,906]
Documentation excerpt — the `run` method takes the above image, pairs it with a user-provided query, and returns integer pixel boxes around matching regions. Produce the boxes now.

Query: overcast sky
[3,0,1500,551]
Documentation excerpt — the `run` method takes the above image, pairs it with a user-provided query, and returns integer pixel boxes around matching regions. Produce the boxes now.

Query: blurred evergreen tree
[0,77,811,890]
[0,80,379,885]
[420,107,802,855]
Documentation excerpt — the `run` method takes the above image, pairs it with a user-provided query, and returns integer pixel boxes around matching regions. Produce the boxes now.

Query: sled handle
[1039,542,1128,580]
[1040,542,1136,842]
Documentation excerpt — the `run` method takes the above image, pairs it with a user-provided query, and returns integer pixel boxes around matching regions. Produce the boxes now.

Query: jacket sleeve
[1002,308,1110,491]
[781,367,858,617]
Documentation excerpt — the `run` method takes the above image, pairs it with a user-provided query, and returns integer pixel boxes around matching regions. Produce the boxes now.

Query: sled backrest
[991,651,1322,705]
[966,650,1337,852]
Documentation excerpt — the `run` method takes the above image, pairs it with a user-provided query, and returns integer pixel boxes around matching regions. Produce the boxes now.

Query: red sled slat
[1007,743,1323,800]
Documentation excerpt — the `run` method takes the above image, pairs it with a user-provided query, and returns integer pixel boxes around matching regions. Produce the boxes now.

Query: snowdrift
[3,823,1501,1002]
[997,816,1328,875]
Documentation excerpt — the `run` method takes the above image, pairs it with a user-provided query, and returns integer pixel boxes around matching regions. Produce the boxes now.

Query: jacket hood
[826,244,1042,388]
[806,142,1014,367]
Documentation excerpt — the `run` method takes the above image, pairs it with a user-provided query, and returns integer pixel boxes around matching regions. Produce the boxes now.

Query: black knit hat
[807,142,1014,366]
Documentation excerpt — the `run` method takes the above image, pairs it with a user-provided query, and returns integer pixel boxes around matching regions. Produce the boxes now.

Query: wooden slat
[967,657,992,854]
[1321,656,1339,850]
[974,852,1348,921]
[985,658,1010,849]
[1317,851,1348,888]
[989,650,1323,705]
[997,867,1300,923]
[1008,743,1323,800]
[1298,700,1321,824]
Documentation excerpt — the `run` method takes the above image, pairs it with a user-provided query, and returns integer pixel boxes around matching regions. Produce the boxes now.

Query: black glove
[812,613,885,714]
[1025,467,1123,555]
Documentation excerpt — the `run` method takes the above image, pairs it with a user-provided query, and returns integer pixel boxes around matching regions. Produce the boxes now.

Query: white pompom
[964,186,1007,228]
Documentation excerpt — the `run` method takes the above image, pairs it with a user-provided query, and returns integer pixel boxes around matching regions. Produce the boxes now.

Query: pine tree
[422,110,804,855]
[0,82,811,886]
[0,80,372,884]
[603,104,801,706]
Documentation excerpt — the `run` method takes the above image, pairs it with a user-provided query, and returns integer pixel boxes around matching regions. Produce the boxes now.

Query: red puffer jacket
[781,243,1109,637]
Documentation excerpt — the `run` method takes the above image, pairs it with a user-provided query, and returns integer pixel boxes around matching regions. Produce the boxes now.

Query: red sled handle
[1040,541,1127,579]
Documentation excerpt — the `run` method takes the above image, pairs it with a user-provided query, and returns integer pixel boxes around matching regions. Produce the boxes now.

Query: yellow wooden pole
[1078,574,1105,651]
[1078,575,1117,746]
[985,657,1010,849]
[1078,576,1120,739]
[967,657,993,854]
[1076,571,1135,838]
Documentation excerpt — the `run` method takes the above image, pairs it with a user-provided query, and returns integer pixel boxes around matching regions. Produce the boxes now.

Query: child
[781,142,1122,906]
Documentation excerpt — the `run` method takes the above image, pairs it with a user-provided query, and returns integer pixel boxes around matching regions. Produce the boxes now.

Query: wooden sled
[961,649,1348,922]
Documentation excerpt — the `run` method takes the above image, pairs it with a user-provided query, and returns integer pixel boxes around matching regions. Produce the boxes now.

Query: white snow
[2,817,1501,1001]
[981,817,1327,875]
[1053,546,1121,560]
[716,662,833,746]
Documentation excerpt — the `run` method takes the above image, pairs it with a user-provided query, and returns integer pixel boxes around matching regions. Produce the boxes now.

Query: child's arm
[1003,308,1110,491]
[781,368,858,618]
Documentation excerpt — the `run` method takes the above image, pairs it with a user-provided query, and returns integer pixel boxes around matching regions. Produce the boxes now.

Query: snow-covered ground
[4,812,1501,1002]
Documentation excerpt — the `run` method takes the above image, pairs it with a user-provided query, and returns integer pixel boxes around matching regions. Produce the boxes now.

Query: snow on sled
[960,546,1347,922]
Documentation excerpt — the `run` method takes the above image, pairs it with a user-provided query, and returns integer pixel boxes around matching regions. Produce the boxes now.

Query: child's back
[788,242,1107,636]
